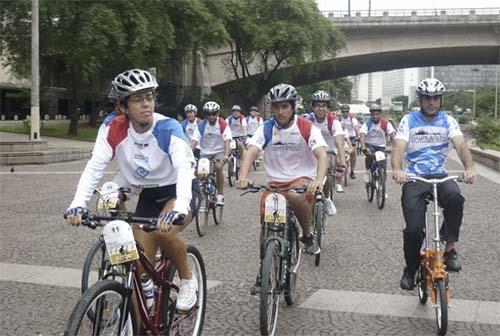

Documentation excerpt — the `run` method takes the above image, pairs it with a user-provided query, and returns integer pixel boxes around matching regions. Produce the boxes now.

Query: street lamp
[471,68,479,118]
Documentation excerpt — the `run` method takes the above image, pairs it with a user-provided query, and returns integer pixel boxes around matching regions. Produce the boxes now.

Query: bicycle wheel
[376,167,386,210]
[227,156,235,187]
[417,265,428,304]
[313,201,325,266]
[162,246,207,336]
[81,237,107,294]
[366,178,374,202]
[213,201,223,226]
[64,280,136,336]
[260,240,280,336]
[435,279,448,335]
[197,191,210,235]
[344,169,348,187]
[285,224,299,305]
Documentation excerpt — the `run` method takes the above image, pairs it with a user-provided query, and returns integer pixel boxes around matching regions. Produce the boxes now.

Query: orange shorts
[259,177,313,218]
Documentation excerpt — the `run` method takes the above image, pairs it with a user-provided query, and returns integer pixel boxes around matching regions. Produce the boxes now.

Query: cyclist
[246,106,263,139]
[226,104,247,160]
[304,90,346,215]
[360,103,396,197]
[339,104,360,179]
[392,78,476,290]
[236,83,328,258]
[64,69,200,311]
[180,104,201,157]
[191,101,232,206]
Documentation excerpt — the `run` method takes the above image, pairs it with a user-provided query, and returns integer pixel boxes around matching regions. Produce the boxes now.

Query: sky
[316,0,500,11]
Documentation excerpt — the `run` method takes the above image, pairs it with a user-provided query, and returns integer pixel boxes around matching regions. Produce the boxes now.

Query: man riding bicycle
[236,83,328,257]
[339,104,360,179]
[391,78,476,290]
[360,103,396,197]
[180,103,201,158]
[304,89,346,215]
[246,106,263,139]
[65,69,200,311]
[191,101,232,206]
[226,104,248,160]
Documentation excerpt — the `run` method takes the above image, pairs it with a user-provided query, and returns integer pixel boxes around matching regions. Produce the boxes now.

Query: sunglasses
[206,112,218,116]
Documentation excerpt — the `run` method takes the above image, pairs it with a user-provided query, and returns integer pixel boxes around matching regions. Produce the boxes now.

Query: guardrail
[322,7,500,18]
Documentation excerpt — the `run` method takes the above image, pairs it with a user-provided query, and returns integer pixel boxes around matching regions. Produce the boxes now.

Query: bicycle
[410,175,463,336]
[227,139,243,187]
[64,212,207,336]
[241,184,304,336]
[365,149,389,210]
[195,157,223,237]
[312,188,326,266]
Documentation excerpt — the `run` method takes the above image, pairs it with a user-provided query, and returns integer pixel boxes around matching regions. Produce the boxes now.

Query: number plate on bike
[264,193,287,224]
[102,220,139,265]
[375,151,386,162]
[98,181,120,209]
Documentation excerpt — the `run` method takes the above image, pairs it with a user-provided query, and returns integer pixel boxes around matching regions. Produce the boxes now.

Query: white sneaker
[324,198,337,216]
[363,170,370,183]
[335,184,344,193]
[216,194,224,206]
[176,275,198,311]
[385,193,389,199]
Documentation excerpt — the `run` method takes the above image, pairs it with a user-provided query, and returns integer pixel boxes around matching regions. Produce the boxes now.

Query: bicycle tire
[227,156,235,187]
[417,265,428,304]
[314,201,325,266]
[435,279,448,335]
[196,192,209,236]
[285,223,299,305]
[213,201,223,226]
[64,279,136,336]
[81,237,107,295]
[162,246,207,336]
[260,240,280,336]
[366,179,374,202]
[376,167,386,209]
[344,169,348,187]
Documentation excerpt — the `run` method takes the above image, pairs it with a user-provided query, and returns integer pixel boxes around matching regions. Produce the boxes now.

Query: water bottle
[140,274,155,311]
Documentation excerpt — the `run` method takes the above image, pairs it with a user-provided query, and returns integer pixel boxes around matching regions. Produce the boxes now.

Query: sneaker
[444,249,462,272]
[176,275,198,310]
[216,194,224,206]
[385,193,389,199]
[250,275,261,296]
[400,267,415,290]
[335,184,344,193]
[301,233,321,255]
[350,171,356,179]
[363,170,370,183]
[324,198,337,216]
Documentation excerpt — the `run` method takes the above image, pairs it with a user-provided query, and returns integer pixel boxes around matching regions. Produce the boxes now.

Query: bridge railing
[322,7,500,18]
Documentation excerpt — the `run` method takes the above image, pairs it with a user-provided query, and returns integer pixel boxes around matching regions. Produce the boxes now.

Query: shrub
[470,116,500,151]
[458,115,469,125]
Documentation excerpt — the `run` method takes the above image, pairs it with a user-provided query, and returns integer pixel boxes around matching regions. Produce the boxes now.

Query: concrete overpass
[204,8,500,94]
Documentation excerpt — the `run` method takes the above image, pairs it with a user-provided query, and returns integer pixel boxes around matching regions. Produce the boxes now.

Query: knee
[441,191,465,209]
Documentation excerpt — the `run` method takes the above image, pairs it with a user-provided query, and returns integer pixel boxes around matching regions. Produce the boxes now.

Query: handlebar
[64,211,159,232]
[240,183,308,196]
[326,149,337,156]
[407,175,464,184]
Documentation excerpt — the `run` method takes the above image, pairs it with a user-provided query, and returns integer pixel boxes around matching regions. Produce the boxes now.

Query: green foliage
[0,122,98,141]
[470,116,500,151]
[458,115,469,125]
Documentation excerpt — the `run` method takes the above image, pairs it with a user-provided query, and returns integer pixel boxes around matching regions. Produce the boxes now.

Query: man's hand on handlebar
[236,178,252,190]
[307,178,323,196]
[393,170,407,185]
[464,168,476,184]
[158,211,185,233]
[64,207,86,226]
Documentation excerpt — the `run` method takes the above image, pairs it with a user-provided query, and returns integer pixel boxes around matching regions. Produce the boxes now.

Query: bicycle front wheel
[163,246,207,336]
[197,192,209,236]
[417,265,428,304]
[285,225,299,305]
[260,240,280,336]
[435,279,448,335]
[64,280,136,336]
[313,201,325,266]
[213,202,223,226]
[366,179,374,202]
[81,237,108,294]
[376,167,386,209]
[227,156,235,187]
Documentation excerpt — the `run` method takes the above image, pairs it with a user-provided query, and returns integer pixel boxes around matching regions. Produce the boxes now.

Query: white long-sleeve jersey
[69,113,195,214]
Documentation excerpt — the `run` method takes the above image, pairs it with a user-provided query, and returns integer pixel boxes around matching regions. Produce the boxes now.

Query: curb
[469,147,500,172]
[0,149,92,165]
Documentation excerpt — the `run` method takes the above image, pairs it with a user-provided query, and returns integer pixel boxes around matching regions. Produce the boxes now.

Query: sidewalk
[0,131,94,165]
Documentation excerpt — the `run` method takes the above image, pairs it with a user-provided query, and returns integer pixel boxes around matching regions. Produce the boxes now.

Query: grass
[0,122,98,142]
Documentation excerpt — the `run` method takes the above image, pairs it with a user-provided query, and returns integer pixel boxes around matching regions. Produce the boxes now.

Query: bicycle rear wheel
[227,156,235,187]
[213,202,223,225]
[64,280,136,336]
[196,192,209,236]
[435,279,448,335]
[376,167,386,209]
[285,223,299,305]
[260,240,280,336]
[163,246,207,336]
[417,265,428,304]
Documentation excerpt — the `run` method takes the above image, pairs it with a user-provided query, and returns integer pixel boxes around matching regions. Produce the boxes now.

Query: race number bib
[103,220,139,265]
[375,151,386,162]
[98,181,120,209]
[197,158,210,176]
[264,193,287,224]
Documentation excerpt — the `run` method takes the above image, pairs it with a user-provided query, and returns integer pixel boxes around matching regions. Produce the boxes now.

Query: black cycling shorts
[135,179,202,218]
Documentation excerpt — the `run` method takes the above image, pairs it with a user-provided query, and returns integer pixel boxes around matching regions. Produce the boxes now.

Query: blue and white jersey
[395,111,462,176]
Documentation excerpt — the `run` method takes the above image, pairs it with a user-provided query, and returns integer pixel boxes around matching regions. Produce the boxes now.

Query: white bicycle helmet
[369,103,382,112]
[184,104,198,113]
[267,83,298,103]
[311,90,331,102]
[203,101,220,113]
[231,104,242,111]
[417,78,445,97]
[112,69,158,99]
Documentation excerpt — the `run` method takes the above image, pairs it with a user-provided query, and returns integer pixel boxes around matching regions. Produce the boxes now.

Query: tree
[1,0,227,134]
[220,0,344,108]
[298,78,352,111]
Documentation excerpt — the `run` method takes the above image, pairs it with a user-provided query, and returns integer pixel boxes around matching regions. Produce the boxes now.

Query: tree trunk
[67,69,81,135]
